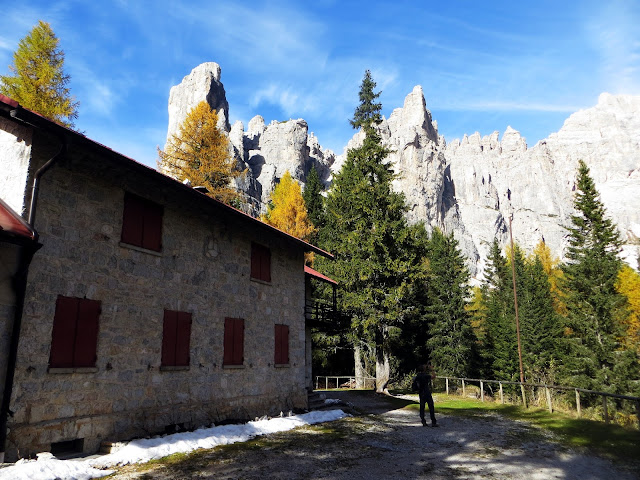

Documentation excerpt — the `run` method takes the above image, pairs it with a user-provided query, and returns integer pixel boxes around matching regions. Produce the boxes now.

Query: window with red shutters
[250,242,271,282]
[223,317,244,366]
[49,296,101,369]
[274,324,289,365]
[161,310,192,367]
[121,192,163,252]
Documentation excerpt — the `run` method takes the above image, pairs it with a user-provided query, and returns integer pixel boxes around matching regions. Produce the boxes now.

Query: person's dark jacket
[412,372,432,396]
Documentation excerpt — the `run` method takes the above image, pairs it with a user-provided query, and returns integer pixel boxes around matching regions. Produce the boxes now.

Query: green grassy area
[402,393,640,463]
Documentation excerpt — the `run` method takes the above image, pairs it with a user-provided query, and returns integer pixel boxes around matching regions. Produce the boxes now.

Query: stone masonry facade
[3,120,312,460]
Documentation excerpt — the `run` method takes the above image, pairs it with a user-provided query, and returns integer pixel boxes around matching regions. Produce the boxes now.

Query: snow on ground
[0,409,347,480]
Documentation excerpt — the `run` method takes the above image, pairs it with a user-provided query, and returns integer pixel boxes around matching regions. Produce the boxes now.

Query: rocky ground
[108,391,639,479]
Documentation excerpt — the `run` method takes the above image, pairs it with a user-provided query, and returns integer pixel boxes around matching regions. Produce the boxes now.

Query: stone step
[99,441,127,454]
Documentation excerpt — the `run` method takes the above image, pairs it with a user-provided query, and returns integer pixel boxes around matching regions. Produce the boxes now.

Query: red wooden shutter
[50,296,79,368]
[223,317,234,365]
[281,325,289,364]
[73,299,101,367]
[233,318,244,365]
[121,193,144,246]
[261,246,271,282]
[142,201,163,252]
[162,310,178,366]
[175,312,192,366]
[250,243,261,279]
[275,324,289,364]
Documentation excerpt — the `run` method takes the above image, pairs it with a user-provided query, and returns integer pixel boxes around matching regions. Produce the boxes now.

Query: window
[49,296,101,368]
[274,324,289,365]
[223,317,244,366]
[121,192,163,252]
[161,310,192,367]
[250,242,271,282]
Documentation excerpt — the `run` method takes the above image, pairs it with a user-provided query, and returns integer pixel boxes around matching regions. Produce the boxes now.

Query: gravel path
[110,391,639,479]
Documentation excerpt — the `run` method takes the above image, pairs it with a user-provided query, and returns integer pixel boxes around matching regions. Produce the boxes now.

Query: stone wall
[6,133,308,460]
[0,117,32,215]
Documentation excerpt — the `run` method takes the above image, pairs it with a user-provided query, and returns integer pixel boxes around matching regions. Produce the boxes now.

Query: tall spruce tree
[1,20,79,127]
[302,165,325,240]
[560,160,638,394]
[424,228,476,378]
[319,71,419,392]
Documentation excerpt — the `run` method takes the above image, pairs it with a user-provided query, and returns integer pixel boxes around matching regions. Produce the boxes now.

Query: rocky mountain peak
[163,63,639,278]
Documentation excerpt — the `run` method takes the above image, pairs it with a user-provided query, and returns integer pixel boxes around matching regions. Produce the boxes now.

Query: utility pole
[509,214,527,407]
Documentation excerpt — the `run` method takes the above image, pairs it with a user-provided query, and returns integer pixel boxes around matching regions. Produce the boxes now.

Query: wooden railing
[437,376,640,429]
[315,375,376,390]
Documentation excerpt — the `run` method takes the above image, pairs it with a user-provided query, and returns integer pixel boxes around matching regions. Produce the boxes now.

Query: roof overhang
[304,265,337,285]
[0,95,333,259]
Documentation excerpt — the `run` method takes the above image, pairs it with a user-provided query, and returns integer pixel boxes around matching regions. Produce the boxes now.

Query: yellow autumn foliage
[532,240,567,315]
[616,265,640,353]
[158,101,240,204]
[261,171,316,243]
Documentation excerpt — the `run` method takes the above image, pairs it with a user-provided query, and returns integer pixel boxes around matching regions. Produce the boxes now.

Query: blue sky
[1,1,639,168]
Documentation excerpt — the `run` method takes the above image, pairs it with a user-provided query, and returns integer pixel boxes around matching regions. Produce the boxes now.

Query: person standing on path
[412,363,437,427]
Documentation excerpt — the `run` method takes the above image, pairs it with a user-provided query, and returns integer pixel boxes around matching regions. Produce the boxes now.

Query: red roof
[304,265,337,285]
[0,198,36,240]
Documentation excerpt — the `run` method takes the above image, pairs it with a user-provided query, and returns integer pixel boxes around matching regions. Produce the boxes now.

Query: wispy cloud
[440,101,584,113]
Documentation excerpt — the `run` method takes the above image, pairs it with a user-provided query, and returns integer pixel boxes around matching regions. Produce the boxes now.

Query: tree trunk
[374,329,390,394]
[354,344,365,389]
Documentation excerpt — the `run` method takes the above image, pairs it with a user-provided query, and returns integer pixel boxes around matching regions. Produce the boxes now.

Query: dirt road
[110,391,639,479]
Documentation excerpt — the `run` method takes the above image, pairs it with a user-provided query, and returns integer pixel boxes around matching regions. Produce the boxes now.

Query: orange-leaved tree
[261,171,315,243]
[616,265,640,353]
[158,101,240,204]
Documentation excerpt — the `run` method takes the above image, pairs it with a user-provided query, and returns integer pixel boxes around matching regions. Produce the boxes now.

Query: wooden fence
[438,376,640,429]
[315,375,376,390]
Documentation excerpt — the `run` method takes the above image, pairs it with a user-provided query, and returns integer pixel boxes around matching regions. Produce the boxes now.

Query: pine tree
[483,239,519,380]
[262,171,315,242]
[349,69,382,130]
[1,20,79,128]
[425,228,476,378]
[560,160,637,394]
[319,71,420,392]
[302,165,325,239]
[158,101,240,204]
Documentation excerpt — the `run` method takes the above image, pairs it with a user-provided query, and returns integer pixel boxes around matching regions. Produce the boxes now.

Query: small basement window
[51,438,84,458]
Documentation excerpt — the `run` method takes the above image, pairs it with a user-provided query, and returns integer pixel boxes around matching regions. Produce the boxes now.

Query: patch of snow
[324,398,342,405]
[0,409,347,480]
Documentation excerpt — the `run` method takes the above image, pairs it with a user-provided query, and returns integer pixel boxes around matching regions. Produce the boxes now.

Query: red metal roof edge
[0,197,36,241]
[0,96,333,258]
[304,265,338,285]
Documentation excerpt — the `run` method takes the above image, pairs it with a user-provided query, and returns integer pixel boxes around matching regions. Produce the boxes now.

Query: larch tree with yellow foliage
[158,101,240,204]
[1,21,79,128]
[616,265,640,353]
[261,171,315,242]
[532,240,566,315]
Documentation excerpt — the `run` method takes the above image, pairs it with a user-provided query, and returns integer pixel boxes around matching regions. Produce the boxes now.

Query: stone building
[0,94,332,461]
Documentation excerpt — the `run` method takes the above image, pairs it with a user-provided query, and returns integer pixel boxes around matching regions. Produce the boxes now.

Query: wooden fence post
[462,379,466,397]
[602,395,609,424]
[499,382,504,404]
[545,386,553,413]
[575,389,581,418]
[636,400,640,430]
[446,377,449,395]
[480,381,484,402]
[520,384,528,408]
[326,377,328,390]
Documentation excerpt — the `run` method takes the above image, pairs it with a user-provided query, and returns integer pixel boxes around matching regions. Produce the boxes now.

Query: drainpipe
[0,113,64,461]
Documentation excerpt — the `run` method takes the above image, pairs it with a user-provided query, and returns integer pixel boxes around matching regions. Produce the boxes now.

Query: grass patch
[421,394,640,463]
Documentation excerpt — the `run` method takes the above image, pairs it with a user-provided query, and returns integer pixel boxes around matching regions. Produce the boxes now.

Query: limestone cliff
[163,63,640,279]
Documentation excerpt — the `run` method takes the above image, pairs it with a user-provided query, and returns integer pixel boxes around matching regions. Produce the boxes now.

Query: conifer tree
[158,101,240,204]
[302,165,325,239]
[1,20,79,127]
[532,240,566,315]
[320,71,420,392]
[425,228,476,378]
[560,160,638,394]
[262,171,315,242]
